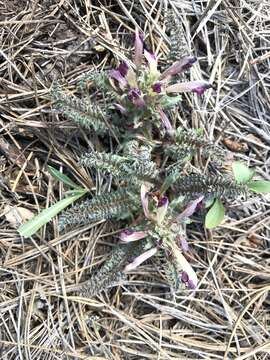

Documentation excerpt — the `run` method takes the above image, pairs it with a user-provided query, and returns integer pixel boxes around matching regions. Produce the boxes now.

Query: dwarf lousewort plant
[31,18,270,298]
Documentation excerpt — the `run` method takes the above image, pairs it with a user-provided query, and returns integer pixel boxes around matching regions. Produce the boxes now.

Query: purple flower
[128,88,145,108]
[156,196,169,224]
[119,229,148,242]
[118,62,129,77]
[158,197,168,207]
[166,81,212,95]
[124,247,158,271]
[128,88,141,100]
[192,83,212,95]
[160,56,197,80]
[187,279,196,289]
[109,69,127,88]
[152,82,162,93]
[175,249,198,289]
[180,272,196,289]
[181,271,189,283]
[134,29,144,68]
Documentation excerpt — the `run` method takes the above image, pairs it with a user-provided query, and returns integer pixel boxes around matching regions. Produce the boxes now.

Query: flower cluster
[110,30,211,130]
[119,182,204,290]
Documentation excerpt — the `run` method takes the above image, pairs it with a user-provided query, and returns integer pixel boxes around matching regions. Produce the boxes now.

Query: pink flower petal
[174,196,204,223]
[134,29,144,68]
[119,229,148,242]
[166,81,212,95]
[160,57,197,80]
[124,247,158,271]
[110,69,128,87]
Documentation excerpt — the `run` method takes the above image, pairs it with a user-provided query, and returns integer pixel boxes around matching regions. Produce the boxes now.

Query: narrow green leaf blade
[247,180,270,193]
[18,190,87,238]
[232,161,254,184]
[205,199,225,229]
[48,166,81,189]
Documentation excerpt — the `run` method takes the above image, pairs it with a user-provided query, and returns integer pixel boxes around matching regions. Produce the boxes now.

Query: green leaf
[205,199,225,229]
[247,180,270,194]
[232,161,254,184]
[18,190,87,238]
[48,165,81,189]
[159,95,181,109]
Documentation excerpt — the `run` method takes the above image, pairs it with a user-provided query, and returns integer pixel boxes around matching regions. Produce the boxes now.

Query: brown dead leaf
[247,233,264,248]
[222,138,249,153]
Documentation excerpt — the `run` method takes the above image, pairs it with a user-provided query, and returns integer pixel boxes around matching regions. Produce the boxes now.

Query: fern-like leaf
[175,173,248,200]
[165,128,223,162]
[165,10,189,62]
[77,70,120,101]
[80,151,158,183]
[52,82,111,134]
[77,241,147,297]
[59,188,139,230]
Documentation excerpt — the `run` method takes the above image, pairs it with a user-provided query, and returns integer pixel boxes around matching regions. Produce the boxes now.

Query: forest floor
[0,1,270,359]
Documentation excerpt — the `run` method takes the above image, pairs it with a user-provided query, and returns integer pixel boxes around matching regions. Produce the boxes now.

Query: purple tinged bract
[174,195,204,223]
[128,88,145,108]
[160,56,197,80]
[118,62,129,77]
[157,107,173,133]
[125,247,158,271]
[166,81,212,95]
[134,28,144,68]
[109,69,128,87]
[119,229,148,242]
[144,50,158,77]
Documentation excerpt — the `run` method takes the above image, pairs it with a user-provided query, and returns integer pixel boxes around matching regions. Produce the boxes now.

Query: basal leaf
[232,161,254,184]
[205,199,225,229]
[18,190,87,238]
[48,165,81,189]
[247,180,270,194]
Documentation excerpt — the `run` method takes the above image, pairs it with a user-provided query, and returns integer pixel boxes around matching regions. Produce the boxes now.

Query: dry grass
[0,0,270,359]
